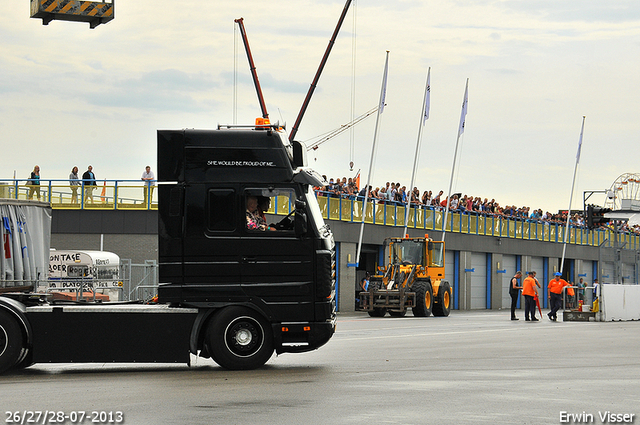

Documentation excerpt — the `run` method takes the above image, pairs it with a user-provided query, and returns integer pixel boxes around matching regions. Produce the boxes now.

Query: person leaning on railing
[27,165,41,200]
[82,165,97,204]
[141,166,155,206]
[69,166,80,204]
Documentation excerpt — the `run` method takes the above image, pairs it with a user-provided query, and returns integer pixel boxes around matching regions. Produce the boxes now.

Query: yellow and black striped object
[31,0,114,28]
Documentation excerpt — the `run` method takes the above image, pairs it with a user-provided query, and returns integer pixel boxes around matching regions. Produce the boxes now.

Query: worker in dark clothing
[509,271,522,320]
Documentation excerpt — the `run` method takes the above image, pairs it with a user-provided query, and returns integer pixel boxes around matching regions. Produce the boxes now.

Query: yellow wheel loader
[359,235,451,318]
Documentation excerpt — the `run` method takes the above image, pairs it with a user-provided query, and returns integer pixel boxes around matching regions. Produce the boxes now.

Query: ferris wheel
[604,173,640,210]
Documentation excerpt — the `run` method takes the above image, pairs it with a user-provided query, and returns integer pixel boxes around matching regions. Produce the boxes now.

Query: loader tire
[412,279,433,317]
[432,281,452,317]
[368,308,387,317]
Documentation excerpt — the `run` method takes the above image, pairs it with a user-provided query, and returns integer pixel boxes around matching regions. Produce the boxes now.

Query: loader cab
[387,237,445,281]
[390,239,425,266]
[427,240,444,268]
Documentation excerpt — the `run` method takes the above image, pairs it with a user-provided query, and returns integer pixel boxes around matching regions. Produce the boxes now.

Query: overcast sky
[1,0,639,213]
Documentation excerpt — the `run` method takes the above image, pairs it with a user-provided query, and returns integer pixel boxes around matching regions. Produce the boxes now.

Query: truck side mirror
[294,199,307,236]
[292,141,307,168]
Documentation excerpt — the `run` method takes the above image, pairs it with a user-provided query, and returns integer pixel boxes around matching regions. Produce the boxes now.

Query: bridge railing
[2,180,636,249]
[0,179,157,210]
[310,191,638,250]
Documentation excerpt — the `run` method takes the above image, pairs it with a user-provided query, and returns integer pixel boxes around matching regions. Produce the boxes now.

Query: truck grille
[315,249,335,300]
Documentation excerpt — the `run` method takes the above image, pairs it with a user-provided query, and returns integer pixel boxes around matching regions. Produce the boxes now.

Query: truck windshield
[391,240,424,265]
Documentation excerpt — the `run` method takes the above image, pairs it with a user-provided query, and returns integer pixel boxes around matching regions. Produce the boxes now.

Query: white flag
[423,67,431,124]
[458,78,468,137]
[379,51,389,113]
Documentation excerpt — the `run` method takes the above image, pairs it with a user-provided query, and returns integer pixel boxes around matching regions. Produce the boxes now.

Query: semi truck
[0,124,336,373]
[2,3,354,373]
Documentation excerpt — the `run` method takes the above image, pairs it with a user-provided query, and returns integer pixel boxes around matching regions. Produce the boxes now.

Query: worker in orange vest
[522,271,539,322]
[547,272,570,322]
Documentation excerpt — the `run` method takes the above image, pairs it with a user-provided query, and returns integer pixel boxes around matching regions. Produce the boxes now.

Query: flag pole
[355,51,389,266]
[560,116,586,274]
[442,78,468,242]
[402,67,431,237]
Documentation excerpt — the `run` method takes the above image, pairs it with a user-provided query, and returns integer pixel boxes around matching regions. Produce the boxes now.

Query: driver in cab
[246,195,276,231]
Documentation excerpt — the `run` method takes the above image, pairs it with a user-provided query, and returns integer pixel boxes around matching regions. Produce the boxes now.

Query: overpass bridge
[2,179,638,312]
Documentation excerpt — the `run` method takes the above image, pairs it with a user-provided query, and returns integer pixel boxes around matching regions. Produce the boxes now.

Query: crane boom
[306,105,379,151]
[289,0,353,142]
[234,17,269,119]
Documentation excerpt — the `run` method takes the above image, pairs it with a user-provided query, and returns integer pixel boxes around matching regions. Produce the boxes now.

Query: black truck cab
[157,124,336,367]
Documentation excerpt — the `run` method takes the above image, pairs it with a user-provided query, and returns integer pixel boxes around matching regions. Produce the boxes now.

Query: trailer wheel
[433,281,452,317]
[207,307,274,370]
[412,280,433,317]
[0,310,24,374]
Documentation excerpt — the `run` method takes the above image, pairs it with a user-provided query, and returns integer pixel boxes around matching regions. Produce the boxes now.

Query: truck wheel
[433,281,452,317]
[207,307,274,370]
[0,310,24,374]
[388,311,406,317]
[412,280,433,317]
[12,350,34,371]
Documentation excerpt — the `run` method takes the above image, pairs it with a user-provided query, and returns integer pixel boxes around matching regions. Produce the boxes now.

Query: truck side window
[245,189,296,232]
[207,189,236,231]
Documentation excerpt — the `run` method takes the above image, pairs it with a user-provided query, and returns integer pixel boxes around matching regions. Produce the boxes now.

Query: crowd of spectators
[314,176,640,235]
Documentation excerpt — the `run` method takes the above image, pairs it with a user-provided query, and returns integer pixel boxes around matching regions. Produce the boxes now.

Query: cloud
[220,71,309,94]
[500,0,640,23]
[86,69,219,112]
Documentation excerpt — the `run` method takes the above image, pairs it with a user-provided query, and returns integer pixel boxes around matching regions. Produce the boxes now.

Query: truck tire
[412,279,433,317]
[432,281,452,317]
[207,307,274,370]
[12,350,34,371]
[388,311,406,317]
[0,310,24,374]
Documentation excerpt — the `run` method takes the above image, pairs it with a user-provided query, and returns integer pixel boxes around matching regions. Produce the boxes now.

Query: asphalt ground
[1,309,639,425]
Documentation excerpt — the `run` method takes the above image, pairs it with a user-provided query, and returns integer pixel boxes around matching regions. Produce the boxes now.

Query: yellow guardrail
[312,192,638,250]
[2,180,636,249]
[0,180,157,210]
